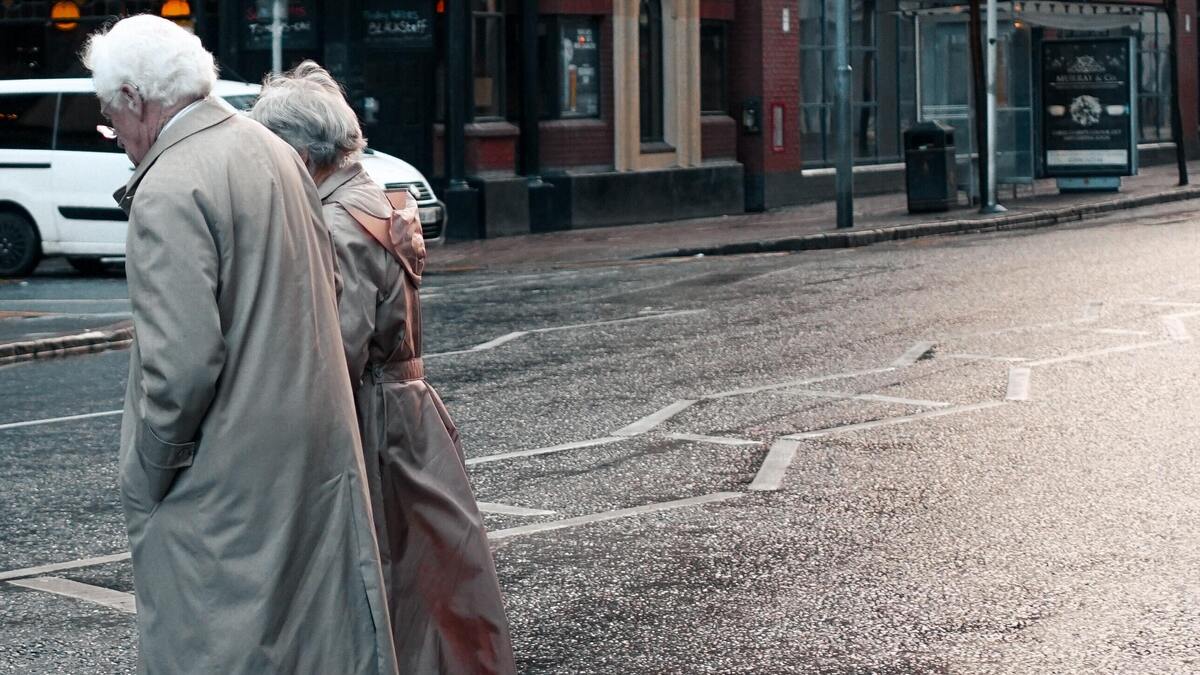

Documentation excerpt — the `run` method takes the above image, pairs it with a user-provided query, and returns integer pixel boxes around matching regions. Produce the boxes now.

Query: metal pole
[271,0,284,74]
[519,0,541,181]
[982,0,1006,212]
[446,0,468,189]
[834,0,854,229]
[1166,1,1189,186]
[968,0,986,208]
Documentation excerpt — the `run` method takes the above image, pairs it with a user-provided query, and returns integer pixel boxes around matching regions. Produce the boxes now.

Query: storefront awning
[898,1,1152,30]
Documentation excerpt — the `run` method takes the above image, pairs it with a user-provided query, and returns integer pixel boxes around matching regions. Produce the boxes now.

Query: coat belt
[371,357,424,382]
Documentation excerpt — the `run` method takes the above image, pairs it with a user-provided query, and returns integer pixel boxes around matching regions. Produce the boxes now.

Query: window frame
[471,0,508,121]
[700,19,730,115]
[638,0,665,145]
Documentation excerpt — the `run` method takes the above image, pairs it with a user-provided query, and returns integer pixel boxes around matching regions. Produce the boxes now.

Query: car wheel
[68,257,109,276]
[0,211,42,278]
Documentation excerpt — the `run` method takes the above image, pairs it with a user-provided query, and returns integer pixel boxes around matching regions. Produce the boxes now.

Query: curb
[639,185,1200,259]
[0,321,134,366]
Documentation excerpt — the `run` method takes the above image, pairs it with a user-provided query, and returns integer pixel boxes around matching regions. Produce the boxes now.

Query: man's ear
[118,83,143,118]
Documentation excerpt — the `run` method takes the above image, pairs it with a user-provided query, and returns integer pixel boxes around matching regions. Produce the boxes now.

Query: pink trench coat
[319,162,517,674]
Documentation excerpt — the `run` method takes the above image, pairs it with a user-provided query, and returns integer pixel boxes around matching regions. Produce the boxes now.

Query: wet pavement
[4,201,1200,672]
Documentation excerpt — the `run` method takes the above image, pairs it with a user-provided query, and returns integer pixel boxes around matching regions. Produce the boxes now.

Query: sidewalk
[426,160,1200,273]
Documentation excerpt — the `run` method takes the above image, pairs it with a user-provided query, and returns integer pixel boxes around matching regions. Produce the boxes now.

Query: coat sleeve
[326,204,383,387]
[125,185,226,502]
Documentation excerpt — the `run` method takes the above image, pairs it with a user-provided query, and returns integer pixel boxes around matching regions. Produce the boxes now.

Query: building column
[1172,0,1200,159]
[443,0,480,238]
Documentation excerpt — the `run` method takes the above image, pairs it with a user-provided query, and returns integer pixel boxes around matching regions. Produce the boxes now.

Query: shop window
[701,20,729,114]
[538,16,602,120]
[57,94,123,154]
[472,0,507,119]
[0,94,55,150]
[638,0,664,143]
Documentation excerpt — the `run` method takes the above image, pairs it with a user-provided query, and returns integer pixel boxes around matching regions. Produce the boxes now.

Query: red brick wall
[1172,0,1200,157]
[701,114,737,160]
[540,0,611,14]
[732,1,801,177]
[700,0,735,21]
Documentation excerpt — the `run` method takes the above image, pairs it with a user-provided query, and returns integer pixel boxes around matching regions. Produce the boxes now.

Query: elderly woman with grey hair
[84,16,398,675]
[250,61,517,675]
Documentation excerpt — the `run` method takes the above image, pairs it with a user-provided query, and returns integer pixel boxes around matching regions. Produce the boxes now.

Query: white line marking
[0,552,131,582]
[1023,340,1174,367]
[944,353,1030,363]
[704,367,896,400]
[426,311,704,358]
[786,389,950,408]
[1006,367,1031,401]
[612,400,697,437]
[8,577,135,613]
[0,299,129,305]
[1090,328,1151,336]
[664,433,761,446]
[487,492,743,540]
[0,409,122,432]
[749,439,800,491]
[891,341,935,368]
[785,401,1007,440]
[1140,301,1200,308]
[530,310,705,334]
[1163,315,1191,341]
[1081,301,1104,323]
[465,437,626,465]
[471,331,528,351]
[476,502,556,517]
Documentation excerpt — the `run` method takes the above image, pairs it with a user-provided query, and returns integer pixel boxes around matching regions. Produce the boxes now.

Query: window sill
[640,141,675,154]
[464,120,520,138]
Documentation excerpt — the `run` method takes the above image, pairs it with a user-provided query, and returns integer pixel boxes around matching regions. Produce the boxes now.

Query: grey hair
[82,14,217,111]
[247,60,366,172]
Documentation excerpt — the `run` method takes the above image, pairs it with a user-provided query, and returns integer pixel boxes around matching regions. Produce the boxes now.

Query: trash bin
[903,120,957,213]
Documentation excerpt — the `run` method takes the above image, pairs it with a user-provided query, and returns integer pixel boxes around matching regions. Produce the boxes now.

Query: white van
[0,78,445,277]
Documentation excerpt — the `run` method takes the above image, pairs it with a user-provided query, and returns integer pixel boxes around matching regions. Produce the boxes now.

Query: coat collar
[318,161,393,219]
[113,96,238,214]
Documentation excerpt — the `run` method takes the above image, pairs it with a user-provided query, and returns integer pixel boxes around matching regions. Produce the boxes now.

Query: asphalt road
[4,202,1200,673]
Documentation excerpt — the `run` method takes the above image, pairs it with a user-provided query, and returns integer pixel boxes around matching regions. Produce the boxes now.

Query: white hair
[247,60,366,172]
[82,14,217,111]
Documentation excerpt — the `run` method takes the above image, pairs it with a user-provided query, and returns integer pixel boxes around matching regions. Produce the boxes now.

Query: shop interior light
[50,0,80,31]
[161,0,191,20]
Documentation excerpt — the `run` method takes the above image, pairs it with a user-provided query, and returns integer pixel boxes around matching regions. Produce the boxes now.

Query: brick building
[2,1,1198,238]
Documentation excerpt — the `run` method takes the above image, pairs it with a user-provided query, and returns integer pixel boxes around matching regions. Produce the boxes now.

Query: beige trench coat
[320,163,517,674]
[116,99,398,675]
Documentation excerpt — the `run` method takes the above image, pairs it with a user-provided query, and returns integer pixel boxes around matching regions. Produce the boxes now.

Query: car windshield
[222,94,258,111]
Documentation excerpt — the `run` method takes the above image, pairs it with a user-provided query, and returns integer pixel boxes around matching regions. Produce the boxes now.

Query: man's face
[100,85,155,165]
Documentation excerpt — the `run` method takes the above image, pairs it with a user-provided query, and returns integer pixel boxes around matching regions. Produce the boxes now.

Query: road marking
[0,299,130,305]
[426,311,703,358]
[749,439,800,491]
[786,389,950,408]
[612,400,697,437]
[0,409,122,432]
[785,401,1007,440]
[1006,367,1032,401]
[891,341,935,367]
[1023,340,1174,367]
[1140,301,1200,308]
[1090,328,1150,336]
[0,552,131,582]
[944,353,1029,363]
[465,437,626,465]
[1163,315,1191,341]
[8,577,135,614]
[1081,301,1104,323]
[664,433,761,446]
[487,492,742,540]
[476,502,556,517]
[704,367,896,400]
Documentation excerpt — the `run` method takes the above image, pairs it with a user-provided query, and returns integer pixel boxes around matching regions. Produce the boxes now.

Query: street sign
[1040,37,1137,177]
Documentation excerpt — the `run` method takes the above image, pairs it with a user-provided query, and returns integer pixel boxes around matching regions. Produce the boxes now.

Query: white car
[0,78,445,277]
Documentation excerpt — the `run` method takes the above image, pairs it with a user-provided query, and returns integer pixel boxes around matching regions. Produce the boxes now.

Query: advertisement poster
[1041,38,1136,176]
[559,19,600,118]
[363,0,434,49]
[242,0,317,51]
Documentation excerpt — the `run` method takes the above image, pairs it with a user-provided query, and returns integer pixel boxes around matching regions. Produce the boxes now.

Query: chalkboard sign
[1041,38,1137,177]
[241,0,317,51]
[363,1,434,50]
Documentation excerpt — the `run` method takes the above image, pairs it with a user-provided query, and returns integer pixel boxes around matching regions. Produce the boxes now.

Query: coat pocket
[134,421,195,504]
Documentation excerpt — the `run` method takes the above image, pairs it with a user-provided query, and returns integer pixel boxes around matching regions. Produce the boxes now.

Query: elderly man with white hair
[84,15,399,675]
